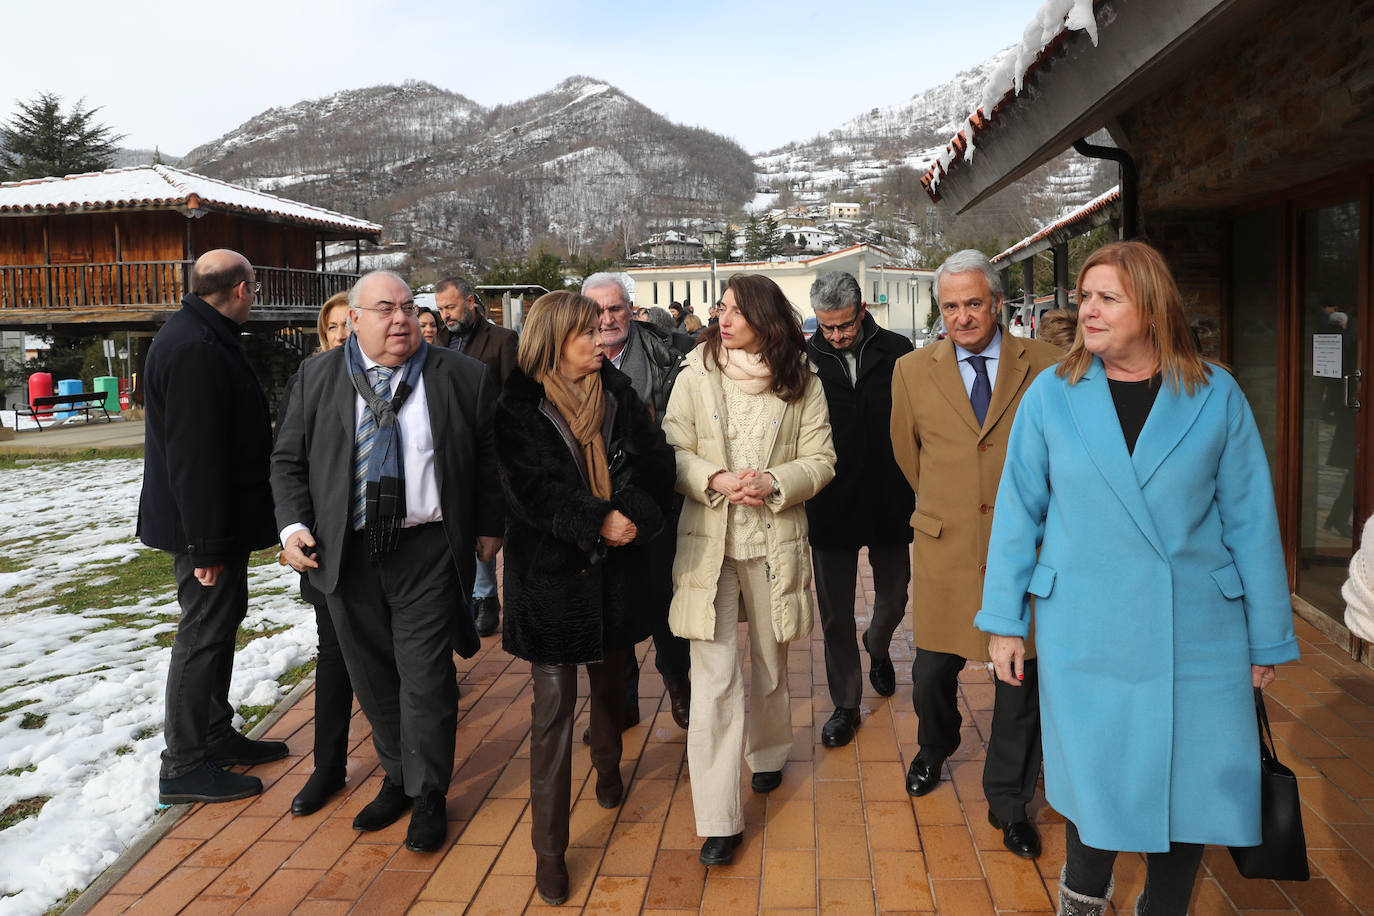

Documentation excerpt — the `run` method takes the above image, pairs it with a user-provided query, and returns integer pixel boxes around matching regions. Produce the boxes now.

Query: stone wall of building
[1124,0,1374,212]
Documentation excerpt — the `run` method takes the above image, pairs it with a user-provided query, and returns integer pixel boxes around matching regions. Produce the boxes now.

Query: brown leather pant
[528,648,628,857]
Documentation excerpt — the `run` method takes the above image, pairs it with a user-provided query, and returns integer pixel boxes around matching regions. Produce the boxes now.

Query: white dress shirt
[280,356,442,547]
[953,327,1003,398]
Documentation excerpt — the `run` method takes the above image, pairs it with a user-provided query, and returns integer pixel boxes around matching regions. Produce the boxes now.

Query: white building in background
[828,202,862,220]
[626,244,934,339]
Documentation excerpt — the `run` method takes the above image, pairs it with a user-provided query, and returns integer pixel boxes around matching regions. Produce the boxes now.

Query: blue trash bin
[57,378,82,419]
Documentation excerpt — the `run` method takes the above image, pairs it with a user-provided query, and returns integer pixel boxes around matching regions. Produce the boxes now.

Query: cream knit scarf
[719,346,772,395]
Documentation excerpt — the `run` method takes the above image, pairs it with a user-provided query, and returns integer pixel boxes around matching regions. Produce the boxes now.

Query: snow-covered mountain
[182,78,755,274]
[751,48,1115,258]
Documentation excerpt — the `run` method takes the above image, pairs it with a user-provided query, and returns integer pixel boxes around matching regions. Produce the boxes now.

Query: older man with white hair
[273,270,505,852]
[890,250,1061,859]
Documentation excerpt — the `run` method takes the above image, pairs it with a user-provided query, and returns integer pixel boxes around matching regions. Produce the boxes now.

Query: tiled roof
[0,164,381,236]
[992,186,1120,265]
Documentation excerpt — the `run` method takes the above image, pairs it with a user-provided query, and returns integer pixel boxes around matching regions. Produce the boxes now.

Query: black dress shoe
[988,809,1042,858]
[535,853,569,905]
[352,776,410,831]
[595,767,624,809]
[863,631,896,697]
[473,596,501,637]
[664,678,691,730]
[750,769,783,793]
[291,767,346,816]
[207,731,289,767]
[821,707,860,748]
[699,832,744,866]
[158,762,263,805]
[405,791,448,851]
[905,755,945,797]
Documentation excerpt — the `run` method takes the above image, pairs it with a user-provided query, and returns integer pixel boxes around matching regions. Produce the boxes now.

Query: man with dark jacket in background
[805,270,914,748]
[138,248,286,805]
[437,275,518,636]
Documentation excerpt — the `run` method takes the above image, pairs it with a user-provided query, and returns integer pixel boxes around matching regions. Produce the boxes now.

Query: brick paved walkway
[81,555,1374,914]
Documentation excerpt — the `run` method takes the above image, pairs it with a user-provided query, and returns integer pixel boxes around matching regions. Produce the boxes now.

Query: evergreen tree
[0,93,123,181]
[762,215,784,259]
[718,224,737,262]
[743,216,764,261]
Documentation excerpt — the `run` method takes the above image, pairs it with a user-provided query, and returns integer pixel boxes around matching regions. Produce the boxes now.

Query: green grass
[2,764,37,777]
[0,447,143,470]
[0,699,39,724]
[42,888,81,916]
[20,712,46,730]
[0,796,50,830]
[46,549,176,614]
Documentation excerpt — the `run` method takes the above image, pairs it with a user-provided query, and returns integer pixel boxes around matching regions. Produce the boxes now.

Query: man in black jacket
[138,249,286,805]
[805,270,914,747]
[273,270,505,852]
[436,276,519,636]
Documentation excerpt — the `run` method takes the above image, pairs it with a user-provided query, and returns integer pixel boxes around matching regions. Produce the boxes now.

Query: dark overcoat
[138,294,276,562]
[495,364,676,666]
[270,343,505,658]
[805,314,914,549]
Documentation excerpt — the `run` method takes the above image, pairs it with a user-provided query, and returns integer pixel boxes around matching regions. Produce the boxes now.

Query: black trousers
[812,543,910,709]
[529,649,627,857]
[326,524,459,797]
[307,596,354,772]
[1065,819,1204,915]
[911,647,1042,824]
[161,552,250,779]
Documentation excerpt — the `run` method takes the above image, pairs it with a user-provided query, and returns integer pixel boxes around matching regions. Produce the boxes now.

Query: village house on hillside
[921,0,1374,661]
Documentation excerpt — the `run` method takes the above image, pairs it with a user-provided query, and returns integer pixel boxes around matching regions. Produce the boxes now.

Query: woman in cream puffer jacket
[661,274,835,867]
[1343,513,1374,644]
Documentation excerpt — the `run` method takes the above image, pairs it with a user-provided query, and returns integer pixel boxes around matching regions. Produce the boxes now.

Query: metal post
[1054,244,1070,309]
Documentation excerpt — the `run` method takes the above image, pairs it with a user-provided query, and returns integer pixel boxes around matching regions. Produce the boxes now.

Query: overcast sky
[8,0,1035,157]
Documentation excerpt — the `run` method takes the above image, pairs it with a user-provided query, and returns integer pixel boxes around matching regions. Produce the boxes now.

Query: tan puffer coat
[663,344,836,643]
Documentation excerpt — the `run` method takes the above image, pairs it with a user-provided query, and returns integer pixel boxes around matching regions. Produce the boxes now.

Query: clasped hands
[709,468,775,506]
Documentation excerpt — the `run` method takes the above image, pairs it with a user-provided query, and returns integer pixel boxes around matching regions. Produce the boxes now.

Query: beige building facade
[626,244,934,339]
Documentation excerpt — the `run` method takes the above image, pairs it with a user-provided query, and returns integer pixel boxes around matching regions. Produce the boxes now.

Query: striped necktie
[352,365,395,529]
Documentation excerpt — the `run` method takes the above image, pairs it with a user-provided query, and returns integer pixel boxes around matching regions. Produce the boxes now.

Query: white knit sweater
[1342,513,1374,642]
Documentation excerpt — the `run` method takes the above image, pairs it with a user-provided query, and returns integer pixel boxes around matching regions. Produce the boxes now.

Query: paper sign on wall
[1313,334,1343,379]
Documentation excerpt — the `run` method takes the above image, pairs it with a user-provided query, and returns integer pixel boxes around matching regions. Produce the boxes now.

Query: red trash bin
[28,372,53,420]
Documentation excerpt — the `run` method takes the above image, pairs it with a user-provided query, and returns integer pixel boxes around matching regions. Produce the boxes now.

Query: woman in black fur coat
[494,290,674,905]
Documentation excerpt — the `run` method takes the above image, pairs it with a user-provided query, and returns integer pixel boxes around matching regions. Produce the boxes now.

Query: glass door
[1295,199,1362,618]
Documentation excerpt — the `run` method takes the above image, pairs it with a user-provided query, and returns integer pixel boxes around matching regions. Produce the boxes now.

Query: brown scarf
[542,369,612,500]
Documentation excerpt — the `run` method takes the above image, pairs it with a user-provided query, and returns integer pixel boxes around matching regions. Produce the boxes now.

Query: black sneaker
[207,731,289,768]
[159,762,263,805]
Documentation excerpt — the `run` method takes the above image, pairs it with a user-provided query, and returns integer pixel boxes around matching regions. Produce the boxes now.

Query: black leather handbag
[1228,687,1310,881]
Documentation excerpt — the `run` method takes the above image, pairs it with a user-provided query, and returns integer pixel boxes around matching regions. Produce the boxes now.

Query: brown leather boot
[535,853,569,905]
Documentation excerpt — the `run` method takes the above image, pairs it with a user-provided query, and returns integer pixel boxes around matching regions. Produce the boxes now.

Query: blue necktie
[352,365,395,529]
[968,355,991,426]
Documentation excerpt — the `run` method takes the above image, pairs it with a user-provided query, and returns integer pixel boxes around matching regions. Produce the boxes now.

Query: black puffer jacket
[495,363,676,665]
[805,314,915,550]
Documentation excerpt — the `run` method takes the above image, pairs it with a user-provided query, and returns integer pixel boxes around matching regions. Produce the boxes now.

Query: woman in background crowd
[416,305,449,348]
[280,291,356,816]
[662,274,835,866]
[975,241,1299,916]
[494,291,674,905]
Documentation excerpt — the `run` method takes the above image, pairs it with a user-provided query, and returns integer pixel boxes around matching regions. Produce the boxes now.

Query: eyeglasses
[240,280,262,295]
[355,301,418,317]
[818,313,862,335]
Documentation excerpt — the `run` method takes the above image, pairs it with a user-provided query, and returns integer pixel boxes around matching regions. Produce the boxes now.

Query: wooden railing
[0,261,360,311]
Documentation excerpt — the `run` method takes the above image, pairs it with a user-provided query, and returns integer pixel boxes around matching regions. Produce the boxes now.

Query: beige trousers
[687,556,793,836]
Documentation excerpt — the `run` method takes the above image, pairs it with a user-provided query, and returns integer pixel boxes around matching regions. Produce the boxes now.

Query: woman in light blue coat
[975,241,1299,916]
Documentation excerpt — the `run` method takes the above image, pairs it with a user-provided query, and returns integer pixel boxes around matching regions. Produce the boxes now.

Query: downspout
[1072,138,1138,240]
